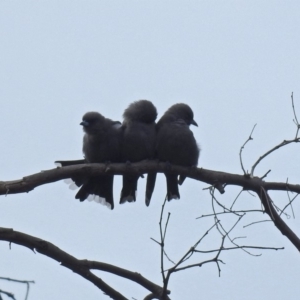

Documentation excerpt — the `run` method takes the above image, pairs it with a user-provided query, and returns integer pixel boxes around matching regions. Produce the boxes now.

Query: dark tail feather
[55,159,86,167]
[145,172,157,206]
[165,173,180,200]
[120,175,139,204]
[75,175,115,210]
[56,159,115,209]
[178,175,186,185]
[93,175,114,210]
[75,178,96,201]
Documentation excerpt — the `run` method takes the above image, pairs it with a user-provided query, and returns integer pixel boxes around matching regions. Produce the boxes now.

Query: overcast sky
[1,1,300,300]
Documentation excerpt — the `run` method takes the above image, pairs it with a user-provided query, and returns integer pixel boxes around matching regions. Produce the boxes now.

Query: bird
[155,103,199,201]
[120,100,157,204]
[56,112,121,210]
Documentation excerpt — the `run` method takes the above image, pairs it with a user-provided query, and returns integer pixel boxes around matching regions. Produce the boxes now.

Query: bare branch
[239,124,257,175]
[158,198,168,283]
[284,179,297,218]
[230,189,243,210]
[196,209,264,219]
[257,188,300,252]
[0,228,167,300]
[143,294,160,300]
[0,277,34,285]
[207,188,280,257]
[194,245,284,253]
[1,162,300,257]
[260,170,271,180]
[243,219,272,228]
[250,93,300,177]
[2,162,300,198]
[250,137,300,177]
[163,220,221,287]
[291,92,300,138]
[0,290,16,300]
[0,277,34,300]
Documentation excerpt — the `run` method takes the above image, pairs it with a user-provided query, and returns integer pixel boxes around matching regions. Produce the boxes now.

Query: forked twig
[291,92,300,138]
[250,137,300,177]
[159,198,170,283]
[0,277,35,300]
[251,93,300,177]
[243,219,272,228]
[195,244,284,253]
[239,124,257,175]
[0,290,16,300]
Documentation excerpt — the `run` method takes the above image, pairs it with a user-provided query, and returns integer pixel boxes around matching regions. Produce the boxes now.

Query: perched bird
[155,103,199,201]
[120,100,157,204]
[56,112,121,210]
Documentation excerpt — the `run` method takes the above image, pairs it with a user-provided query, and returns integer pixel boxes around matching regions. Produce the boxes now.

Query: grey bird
[155,103,199,201]
[120,100,157,204]
[56,112,121,210]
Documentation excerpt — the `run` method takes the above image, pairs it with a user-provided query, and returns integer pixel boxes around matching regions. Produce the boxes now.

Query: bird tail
[55,159,86,167]
[165,174,180,200]
[178,175,186,185]
[145,172,157,206]
[55,159,114,209]
[120,175,138,204]
[75,175,115,210]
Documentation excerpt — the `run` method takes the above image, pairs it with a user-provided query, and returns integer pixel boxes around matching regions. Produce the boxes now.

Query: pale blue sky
[1,2,300,299]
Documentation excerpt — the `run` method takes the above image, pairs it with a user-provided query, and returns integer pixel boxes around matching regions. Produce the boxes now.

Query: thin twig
[196,209,263,219]
[209,189,269,257]
[159,198,168,283]
[291,92,300,138]
[260,170,271,180]
[163,220,221,284]
[239,124,257,175]
[0,277,35,300]
[0,290,16,300]
[251,93,300,177]
[250,137,300,177]
[230,189,243,210]
[195,245,284,253]
[257,188,300,252]
[284,178,296,218]
[282,193,298,218]
[243,219,272,228]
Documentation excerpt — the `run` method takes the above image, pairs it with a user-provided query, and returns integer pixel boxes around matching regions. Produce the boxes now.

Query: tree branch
[1,161,300,197]
[239,124,257,175]
[256,188,300,252]
[0,228,166,300]
[1,162,300,252]
[0,277,34,300]
[0,290,15,300]
[250,137,300,177]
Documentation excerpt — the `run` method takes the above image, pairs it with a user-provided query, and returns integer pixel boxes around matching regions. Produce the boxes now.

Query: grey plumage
[56,112,121,210]
[155,103,199,201]
[120,100,157,204]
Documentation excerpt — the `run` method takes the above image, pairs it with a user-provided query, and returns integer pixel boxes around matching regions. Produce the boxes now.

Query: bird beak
[191,119,198,127]
[80,120,90,127]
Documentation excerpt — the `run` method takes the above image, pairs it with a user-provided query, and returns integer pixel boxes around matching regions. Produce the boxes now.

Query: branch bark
[1,161,300,252]
[0,227,167,300]
[256,188,300,251]
[1,161,300,196]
